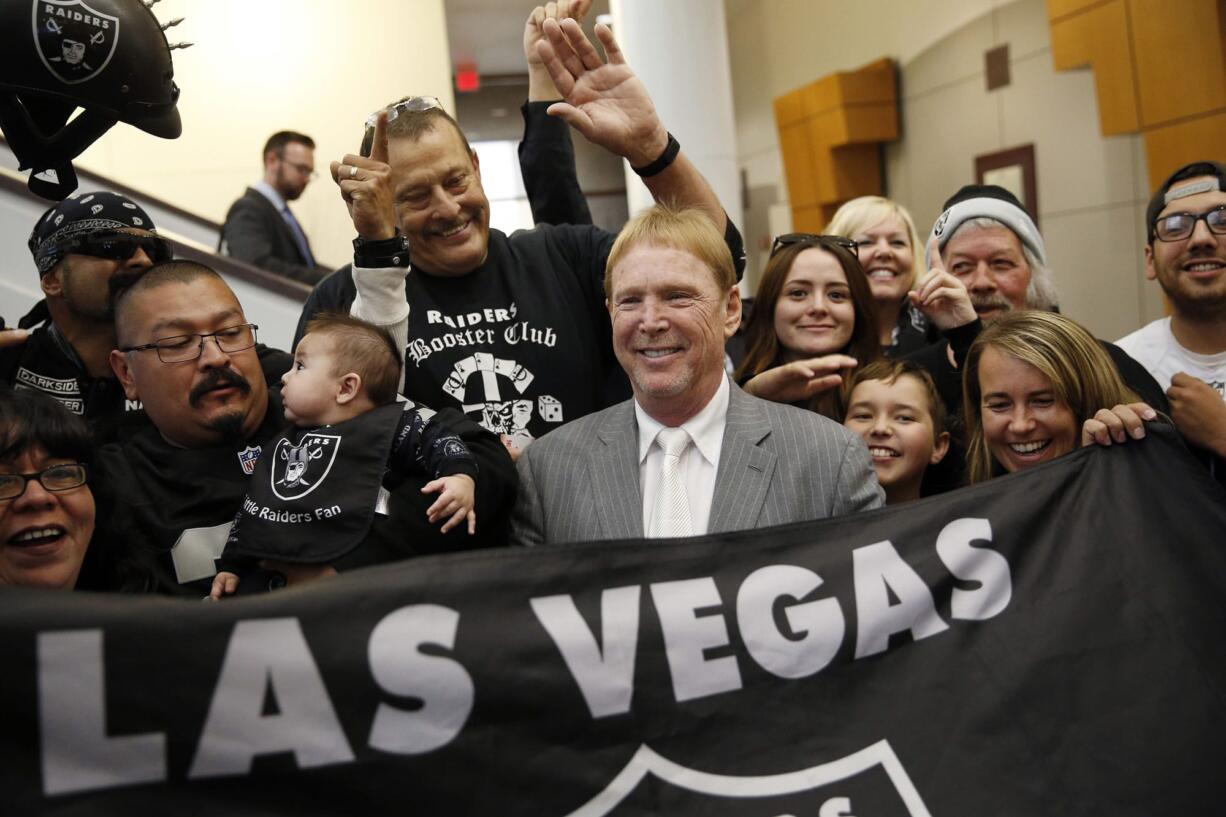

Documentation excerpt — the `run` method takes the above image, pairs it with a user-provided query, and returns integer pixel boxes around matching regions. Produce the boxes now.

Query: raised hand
[908,237,977,330]
[536,18,668,166]
[742,355,858,405]
[330,110,397,241]
[525,0,594,100]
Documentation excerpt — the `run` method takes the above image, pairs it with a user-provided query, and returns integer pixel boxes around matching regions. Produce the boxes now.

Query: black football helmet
[0,0,183,200]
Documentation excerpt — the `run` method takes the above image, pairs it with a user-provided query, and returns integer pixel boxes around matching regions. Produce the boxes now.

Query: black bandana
[28,191,158,276]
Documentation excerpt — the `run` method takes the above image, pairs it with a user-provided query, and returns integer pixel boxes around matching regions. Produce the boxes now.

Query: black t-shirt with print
[296,224,629,446]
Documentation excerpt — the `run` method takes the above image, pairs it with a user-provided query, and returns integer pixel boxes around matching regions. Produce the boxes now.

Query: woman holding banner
[963,310,1157,483]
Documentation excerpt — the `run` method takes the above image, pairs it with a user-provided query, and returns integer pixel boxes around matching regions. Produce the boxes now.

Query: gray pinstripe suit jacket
[510,380,884,546]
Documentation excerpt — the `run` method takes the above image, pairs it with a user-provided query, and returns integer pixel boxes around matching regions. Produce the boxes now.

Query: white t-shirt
[1116,317,1226,397]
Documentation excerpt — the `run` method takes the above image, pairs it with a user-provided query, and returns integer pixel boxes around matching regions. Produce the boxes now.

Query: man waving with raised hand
[295,17,743,460]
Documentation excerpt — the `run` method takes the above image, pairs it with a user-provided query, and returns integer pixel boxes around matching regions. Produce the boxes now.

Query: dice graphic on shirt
[539,395,563,423]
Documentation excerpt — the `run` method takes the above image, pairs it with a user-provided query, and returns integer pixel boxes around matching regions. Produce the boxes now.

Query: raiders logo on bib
[34,0,121,85]
[270,433,340,500]
[223,403,404,564]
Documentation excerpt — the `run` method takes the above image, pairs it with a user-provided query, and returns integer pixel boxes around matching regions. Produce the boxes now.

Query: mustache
[189,368,251,407]
[970,293,1012,313]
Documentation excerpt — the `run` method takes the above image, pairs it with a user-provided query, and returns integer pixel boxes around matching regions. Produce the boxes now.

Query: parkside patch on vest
[270,434,340,501]
[34,0,120,85]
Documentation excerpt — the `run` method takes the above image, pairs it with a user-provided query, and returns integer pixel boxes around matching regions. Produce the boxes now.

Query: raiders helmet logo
[566,740,932,817]
[932,210,951,238]
[270,433,340,501]
[33,0,121,86]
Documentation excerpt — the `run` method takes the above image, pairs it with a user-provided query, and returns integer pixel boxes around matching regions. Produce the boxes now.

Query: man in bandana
[1,192,171,439]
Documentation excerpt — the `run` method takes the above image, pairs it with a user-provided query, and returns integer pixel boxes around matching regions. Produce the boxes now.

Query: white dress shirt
[635,376,731,536]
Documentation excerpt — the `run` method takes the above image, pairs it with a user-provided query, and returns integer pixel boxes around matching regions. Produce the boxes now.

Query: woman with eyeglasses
[0,388,96,590]
[734,234,882,420]
[825,196,939,357]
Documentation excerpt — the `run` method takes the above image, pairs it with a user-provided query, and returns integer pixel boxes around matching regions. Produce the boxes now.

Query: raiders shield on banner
[33,0,120,85]
[270,433,339,501]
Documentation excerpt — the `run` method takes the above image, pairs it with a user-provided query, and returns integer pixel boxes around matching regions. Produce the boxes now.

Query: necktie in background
[281,206,316,267]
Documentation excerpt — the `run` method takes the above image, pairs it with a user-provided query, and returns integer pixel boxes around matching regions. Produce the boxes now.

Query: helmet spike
[168,42,194,51]
[161,17,185,31]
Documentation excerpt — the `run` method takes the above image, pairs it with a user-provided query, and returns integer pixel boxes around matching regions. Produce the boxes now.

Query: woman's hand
[742,355,857,404]
[1080,402,1157,447]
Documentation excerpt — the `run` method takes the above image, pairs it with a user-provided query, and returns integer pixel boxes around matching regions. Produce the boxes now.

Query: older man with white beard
[905,184,1166,419]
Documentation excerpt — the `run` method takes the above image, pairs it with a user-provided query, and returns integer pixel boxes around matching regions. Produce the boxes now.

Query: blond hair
[963,310,1137,483]
[604,203,735,298]
[825,196,928,291]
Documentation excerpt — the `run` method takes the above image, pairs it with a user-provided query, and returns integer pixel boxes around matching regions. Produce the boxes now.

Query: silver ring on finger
[349,164,359,178]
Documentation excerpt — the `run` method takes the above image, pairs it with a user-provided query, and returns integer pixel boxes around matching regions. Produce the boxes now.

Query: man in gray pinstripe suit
[511,206,883,547]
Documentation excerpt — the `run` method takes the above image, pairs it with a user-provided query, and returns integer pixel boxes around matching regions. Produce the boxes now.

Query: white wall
[73,0,455,271]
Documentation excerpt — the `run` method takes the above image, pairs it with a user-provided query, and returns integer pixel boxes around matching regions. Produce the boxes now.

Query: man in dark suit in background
[511,205,883,547]
[220,131,328,284]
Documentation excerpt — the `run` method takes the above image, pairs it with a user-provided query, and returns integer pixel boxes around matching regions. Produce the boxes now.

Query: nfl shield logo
[270,433,340,501]
[237,445,262,475]
[33,0,121,85]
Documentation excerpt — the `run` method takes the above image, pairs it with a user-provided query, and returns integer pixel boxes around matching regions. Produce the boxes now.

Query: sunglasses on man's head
[770,233,860,257]
[53,231,173,264]
[360,95,444,158]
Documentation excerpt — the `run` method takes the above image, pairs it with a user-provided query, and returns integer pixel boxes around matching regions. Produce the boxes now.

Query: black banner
[3,426,1225,816]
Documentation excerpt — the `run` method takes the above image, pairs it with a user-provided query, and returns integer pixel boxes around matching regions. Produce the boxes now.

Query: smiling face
[943,225,1032,322]
[387,124,491,278]
[111,276,267,449]
[1146,177,1226,320]
[853,214,915,304]
[772,247,856,362]
[844,374,948,503]
[608,244,741,425]
[0,445,94,590]
[976,346,1078,473]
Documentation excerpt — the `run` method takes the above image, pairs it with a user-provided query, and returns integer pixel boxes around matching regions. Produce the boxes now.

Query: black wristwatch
[353,231,410,268]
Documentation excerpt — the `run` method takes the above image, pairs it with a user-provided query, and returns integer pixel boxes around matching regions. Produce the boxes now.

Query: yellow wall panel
[1049,0,1140,134]
[1047,0,1110,20]
[1143,111,1226,190]
[1130,0,1226,127]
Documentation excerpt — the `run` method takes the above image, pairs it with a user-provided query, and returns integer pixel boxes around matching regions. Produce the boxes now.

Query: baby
[844,360,950,505]
[211,313,477,598]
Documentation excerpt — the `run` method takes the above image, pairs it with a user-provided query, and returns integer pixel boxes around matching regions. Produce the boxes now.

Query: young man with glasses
[95,260,515,596]
[1,192,172,440]
[219,130,328,284]
[1117,161,1226,483]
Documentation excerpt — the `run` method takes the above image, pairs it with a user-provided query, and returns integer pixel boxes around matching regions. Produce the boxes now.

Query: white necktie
[649,427,693,538]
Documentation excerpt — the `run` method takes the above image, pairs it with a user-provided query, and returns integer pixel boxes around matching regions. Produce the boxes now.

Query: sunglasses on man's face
[770,233,860,257]
[54,231,173,264]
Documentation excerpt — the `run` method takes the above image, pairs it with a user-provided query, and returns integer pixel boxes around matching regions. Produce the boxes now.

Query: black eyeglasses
[53,231,173,264]
[1153,205,1226,242]
[770,233,860,257]
[119,323,259,363]
[0,464,89,502]
[361,95,443,157]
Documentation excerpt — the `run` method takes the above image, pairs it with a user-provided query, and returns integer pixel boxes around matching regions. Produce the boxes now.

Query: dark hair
[263,131,315,162]
[0,387,93,465]
[303,313,402,406]
[1145,160,1226,243]
[113,260,227,346]
[848,358,946,439]
[364,100,473,157]
[735,240,881,420]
